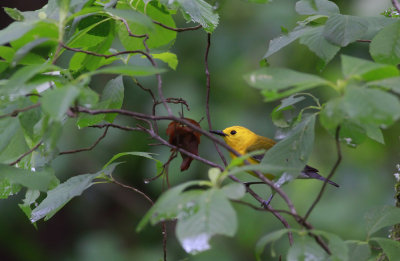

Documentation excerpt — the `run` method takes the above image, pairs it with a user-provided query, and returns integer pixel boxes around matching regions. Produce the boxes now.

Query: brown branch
[0,103,41,119]
[153,21,202,32]
[303,126,342,222]
[110,173,154,205]
[59,126,110,155]
[119,18,147,38]
[9,141,43,166]
[204,33,228,167]
[89,123,140,131]
[392,0,400,13]
[356,39,372,43]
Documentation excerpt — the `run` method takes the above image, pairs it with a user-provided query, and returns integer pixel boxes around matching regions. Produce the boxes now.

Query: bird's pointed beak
[209,130,227,137]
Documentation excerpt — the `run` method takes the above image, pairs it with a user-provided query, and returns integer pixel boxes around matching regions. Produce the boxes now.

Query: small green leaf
[41,85,80,121]
[295,0,340,16]
[277,95,306,111]
[323,14,369,47]
[105,8,154,30]
[370,20,400,65]
[152,52,178,70]
[312,230,348,260]
[30,163,118,223]
[208,168,221,186]
[287,235,328,261]
[102,76,124,122]
[367,76,400,94]
[346,240,371,261]
[12,38,54,66]
[371,237,400,261]
[103,151,160,169]
[244,67,330,101]
[365,205,400,237]
[221,183,245,200]
[0,178,21,199]
[255,229,291,261]
[0,46,15,62]
[341,55,399,80]
[0,164,56,192]
[4,7,25,21]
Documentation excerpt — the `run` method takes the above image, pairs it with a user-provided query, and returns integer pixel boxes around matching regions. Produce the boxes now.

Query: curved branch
[392,0,400,14]
[9,141,43,166]
[153,21,202,32]
[0,103,41,119]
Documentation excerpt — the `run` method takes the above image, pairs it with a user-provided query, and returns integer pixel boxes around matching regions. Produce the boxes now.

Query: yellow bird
[210,126,339,187]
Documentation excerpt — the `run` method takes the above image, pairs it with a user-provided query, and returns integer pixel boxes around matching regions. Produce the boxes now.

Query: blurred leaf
[346,241,371,261]
[370,20,400,65]
[12,38,54,66]
[0,164,56,192]
[85,65,166,77]
[264,26,313,58]
[245,0,271,3]
[371,237,400,261]
[295,0,339,16]
[277,95,306,111]
[105,8,154,30]
[4,7,25,21]
[361,17,397,40]
[221,183,245,200]
[208,168,221,186]
[41,85,80,121]
[103,151,161,169]
[364,124,384,144]
[341,55,399,80]
[152,52,178,70]
[0,22,35,46]
[244,67,329,101]
[10,22,58,50]
[0,46,15,62]
[323,14,368,47]
[30,163,119,223]
[102,76,124,122]
[255,229,290,261]
[287,234,328,260]
[367,77,400,94]
[0,178,21,199]
[299,25,340,65]
[0,126,29,164]
[338,121,366,148]
[365,205,400,238]
[312,230,348,260]
[260,114,316,179]
[0,118,20,152]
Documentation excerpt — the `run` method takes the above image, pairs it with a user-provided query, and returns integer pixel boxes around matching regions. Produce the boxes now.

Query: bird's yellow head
[210,126,258,152]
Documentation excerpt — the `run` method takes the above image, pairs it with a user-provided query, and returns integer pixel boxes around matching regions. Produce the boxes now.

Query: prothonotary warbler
[210,126,339,187]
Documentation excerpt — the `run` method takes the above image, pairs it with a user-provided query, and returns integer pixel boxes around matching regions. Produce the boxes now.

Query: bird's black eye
[230,130,237,135]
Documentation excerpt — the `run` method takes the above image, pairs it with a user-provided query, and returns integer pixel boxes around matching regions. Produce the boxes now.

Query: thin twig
[110,173,154,205]
[356,39,372,43]
[392,0,400,13]
[59,126,110,155]
[153,21,202,32]
[120,18,147,38]
[204,33,228,167]
[303,126,342,222]
[89,123,140,131]
[0,103,41,119]
[9,141,43,166]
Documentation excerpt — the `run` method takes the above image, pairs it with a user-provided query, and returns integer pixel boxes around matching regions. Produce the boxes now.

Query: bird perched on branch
[210,126,339,187]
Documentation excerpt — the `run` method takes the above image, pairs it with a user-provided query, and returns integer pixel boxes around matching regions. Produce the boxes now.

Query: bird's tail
[301,165,340,187]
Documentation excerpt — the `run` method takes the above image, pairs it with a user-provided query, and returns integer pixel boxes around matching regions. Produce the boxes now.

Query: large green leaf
[299,25,340,65]
[287,235,328,261]
[323,14,369,47]
[365,205,400,238]
[105,8,154,30]
[41,86,80,121]
[0,164,56,192]
[0,21,35,46]
[346,241,371,261]
[0,118,20,152]
[30,163,118,223]
[371,238,400,261]
[295,0,340,16]
[244,67,330,101]
[370,20,400,65]
[367,77,400,94]
[264,26,313,58]
[102,75,124,122]
[176,188,237,254]
[341,55,399,80]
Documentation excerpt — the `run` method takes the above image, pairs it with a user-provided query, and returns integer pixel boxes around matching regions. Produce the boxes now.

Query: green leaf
[299,25,340,65]
[117,1,176,51]
[0,118,20,152]
[208,168,221,186]
[312,230,348,261]
[295,0,340,16]
[323,14,369,47]
[346,241,371,261]
[152,52,178,70]
[0,178,21,199]
[255,229,291,261]
[260,114,316,179]
[0,164,56,192]
[264,26,313,58]
[367,76,400,94]
[0,46,15,62]
[365,205,400,237]
[4,7,25,21]
[105,8,154,30]
[30,163,118,223]
[10,21,58,50]
[176,188,237,254]
[287,235,328,261]
[103,151,161,169]
[169,0,219,33]
[244,67,330,101]
[84,65,166,77]
[0,125,29,164]
[102,76,124,122]
[370,20,400,65]
[221,183,245,200]
[41,85,80,121]
[0,22,35,46]
[12,38,54,66]
[371,237,400,261]
[341,55,399,80]
[277,95,306,111]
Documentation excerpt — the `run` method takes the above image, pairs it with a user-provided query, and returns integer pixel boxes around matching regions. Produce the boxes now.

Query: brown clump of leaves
[166,118,202,171]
